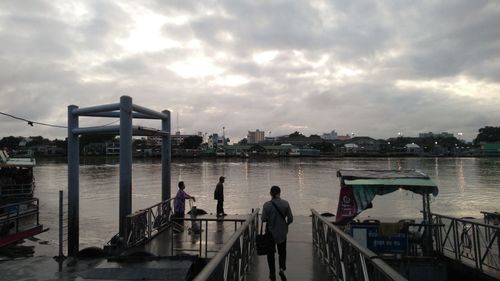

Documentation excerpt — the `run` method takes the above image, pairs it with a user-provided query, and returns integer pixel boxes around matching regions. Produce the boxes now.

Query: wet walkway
[0,215,334,280]
[246,216,333,281]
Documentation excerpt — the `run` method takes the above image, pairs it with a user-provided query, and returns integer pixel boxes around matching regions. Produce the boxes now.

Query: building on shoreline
[321,130,338,140]
[247,129,265,144]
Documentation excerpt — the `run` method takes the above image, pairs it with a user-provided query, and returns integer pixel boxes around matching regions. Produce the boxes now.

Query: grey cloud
[77,1,132,51]
[183,0,393,60]
[385,1,500,81]
[0,0,499,142]
[149,0,219,14]
[162,24,194,42]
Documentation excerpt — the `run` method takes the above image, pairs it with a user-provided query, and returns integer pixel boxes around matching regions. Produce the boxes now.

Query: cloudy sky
[1,1,499,142]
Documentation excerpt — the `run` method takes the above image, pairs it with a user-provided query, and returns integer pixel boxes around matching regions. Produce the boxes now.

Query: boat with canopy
[0,150,44,248]
[334,169,447,280]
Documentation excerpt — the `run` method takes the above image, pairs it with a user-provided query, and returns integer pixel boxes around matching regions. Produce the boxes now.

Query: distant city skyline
[1,1,499,142]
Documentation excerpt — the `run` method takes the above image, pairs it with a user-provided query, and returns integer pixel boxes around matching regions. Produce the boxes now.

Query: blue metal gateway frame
[67,96,171,256]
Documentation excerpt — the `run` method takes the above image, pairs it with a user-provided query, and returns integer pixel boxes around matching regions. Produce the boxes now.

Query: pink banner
[335,184,358,223]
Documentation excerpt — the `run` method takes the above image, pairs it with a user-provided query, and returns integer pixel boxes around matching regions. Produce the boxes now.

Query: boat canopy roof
[337,169,438,196]
[335,169,438,223]
[0,150,36,168]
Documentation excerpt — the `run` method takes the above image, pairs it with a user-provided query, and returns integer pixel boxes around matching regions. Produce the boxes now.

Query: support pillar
[422,194,433,256]
[119,96,133,238]
[67,105,79,256]
[161,110,171,201]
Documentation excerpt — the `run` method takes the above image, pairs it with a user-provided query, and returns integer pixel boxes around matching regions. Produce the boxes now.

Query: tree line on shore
[1,126,500,157]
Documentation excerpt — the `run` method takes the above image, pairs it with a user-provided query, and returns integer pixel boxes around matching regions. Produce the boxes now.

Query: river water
[33,157,500,252]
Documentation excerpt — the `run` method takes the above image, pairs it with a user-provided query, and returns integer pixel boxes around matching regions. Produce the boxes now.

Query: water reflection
[434,157,439,178]
[32,157,500,250]
[297,163,305,191]
[456,158,465,192]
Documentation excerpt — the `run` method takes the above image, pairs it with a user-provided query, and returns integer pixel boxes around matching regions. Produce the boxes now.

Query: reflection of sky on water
[32,157,500,252]
[456,158,465,192]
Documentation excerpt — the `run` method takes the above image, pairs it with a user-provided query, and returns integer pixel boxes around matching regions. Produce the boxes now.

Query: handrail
[0,198,39,210]
[0,198,40,235]
[122,198,175,248]
[433,212,500,229]
[170,216,247,258]
[311,209,408,281]
[193,208,259,281]
[0,183,35,196]
[481,211,500,225]
[431,212,500,275]
[0,183,34,188]
[481,211,500,216]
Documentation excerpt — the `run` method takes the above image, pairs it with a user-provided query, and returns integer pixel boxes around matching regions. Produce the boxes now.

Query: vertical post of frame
[67,105,79,256]
[119,96,133,238]
[59,190,64,258]
[161,110,171,201]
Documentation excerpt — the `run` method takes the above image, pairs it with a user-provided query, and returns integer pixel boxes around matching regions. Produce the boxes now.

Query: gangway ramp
[246,215,333,281]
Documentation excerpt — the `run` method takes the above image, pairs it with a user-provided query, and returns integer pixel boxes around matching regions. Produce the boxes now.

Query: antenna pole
[176,112,179,134]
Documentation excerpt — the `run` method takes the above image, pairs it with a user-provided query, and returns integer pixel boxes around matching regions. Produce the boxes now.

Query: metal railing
[193,209,259,281]
[311,209,408,281]
[0,183,35,197]
[123,198,175,248]
[481,211,500,226]
[0,198,40,235]
[171,216,246,258]
[432,212,500,274]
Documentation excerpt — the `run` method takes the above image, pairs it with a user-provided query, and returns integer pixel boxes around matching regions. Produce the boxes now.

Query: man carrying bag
[261,186,293,281]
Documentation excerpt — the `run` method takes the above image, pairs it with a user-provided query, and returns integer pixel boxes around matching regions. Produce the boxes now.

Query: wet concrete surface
[0,215,335,281]
[246,216,334,281]
[0,214,250,280]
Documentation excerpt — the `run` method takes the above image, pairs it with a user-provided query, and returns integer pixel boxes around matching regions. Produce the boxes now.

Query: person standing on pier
[214,176,226,217]
[262,185,293,281]
[174,181,195,223]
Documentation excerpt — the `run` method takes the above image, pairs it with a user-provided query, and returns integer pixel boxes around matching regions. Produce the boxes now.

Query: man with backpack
[262,185,293,281]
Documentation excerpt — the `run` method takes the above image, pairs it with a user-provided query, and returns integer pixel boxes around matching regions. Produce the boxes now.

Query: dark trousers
[173,211,185,224]
[267,240,287,276]
[216,200,224,215]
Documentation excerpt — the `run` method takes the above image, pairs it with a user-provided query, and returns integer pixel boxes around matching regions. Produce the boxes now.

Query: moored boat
[332,169,500,281]
[0,150,44,248]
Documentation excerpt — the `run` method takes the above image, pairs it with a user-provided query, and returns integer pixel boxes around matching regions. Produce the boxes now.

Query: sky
[1,1,499,142]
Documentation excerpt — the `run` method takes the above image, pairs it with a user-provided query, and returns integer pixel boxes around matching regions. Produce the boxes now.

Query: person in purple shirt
[174,181,195,223]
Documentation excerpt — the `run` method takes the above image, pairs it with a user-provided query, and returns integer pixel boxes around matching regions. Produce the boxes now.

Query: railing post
[59,191,64,258]
[170,224,174,256]
[205,220,209,257]
[199,219,203,256]
[16,205,19,233]
[497,227,500,268]
[36,198,40,226]
[453,220,460,261]
[473,225,482,271]
[337,234,346,280]
[148,209,152,239]
[360,252,369,280]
